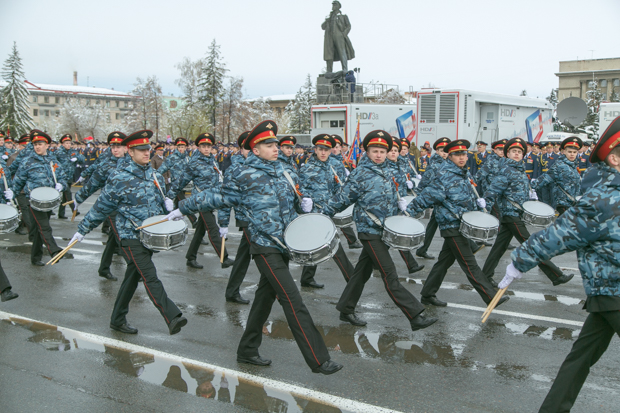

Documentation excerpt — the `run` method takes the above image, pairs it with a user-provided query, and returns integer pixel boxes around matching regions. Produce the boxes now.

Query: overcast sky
[2,0,619,101]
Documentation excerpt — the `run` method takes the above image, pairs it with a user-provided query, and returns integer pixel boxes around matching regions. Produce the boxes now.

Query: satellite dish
[557,97,587,127]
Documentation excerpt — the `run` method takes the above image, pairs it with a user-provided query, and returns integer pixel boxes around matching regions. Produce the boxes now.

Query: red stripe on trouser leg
[201,212,223,256]
[451,237,492,301]
[29,207,53,255]
[333,253,350,280]
[127,246,170,324]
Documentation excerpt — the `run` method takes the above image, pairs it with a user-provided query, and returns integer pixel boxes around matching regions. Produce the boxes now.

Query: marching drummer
[9,130,69,266]
[69,130,187,336]
[277,135,298,172]
[55,134,85,219]
[320,130,437,331]
[169,120,343,375]
[166,133,234,270]
[475,139,506,219]
[480,137,574,288]
[298,134,355,288]
[0,189,18,303]
[407,139,507,308]
[531,136,583,216]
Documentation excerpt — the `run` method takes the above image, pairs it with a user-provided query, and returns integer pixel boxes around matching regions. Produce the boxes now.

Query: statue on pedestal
[321,1,355,74]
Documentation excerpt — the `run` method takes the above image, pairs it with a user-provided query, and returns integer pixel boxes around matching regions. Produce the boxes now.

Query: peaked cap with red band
[590,116,620,163]
[107,131,126,145]
[237,131,250,147]
[400,138,410,148]
[331,135,344,146]
[244,120,278,150]
[391,137,402,151]
[122,130,152,149]
[278,135,297,147]
[560,136,583,151]
[312,134,334,148]
[445,139,471,154]
[18,134,30,145]
[31,130,51,144]
[491,139,507,150]
[503,137,526,156]
[4,136,14,142]
[362,130,393,151]
[433,137,451,151]
[59,134,72,143]
[195,133,215,146]
[174,137,189,146]
[0,131,4,138]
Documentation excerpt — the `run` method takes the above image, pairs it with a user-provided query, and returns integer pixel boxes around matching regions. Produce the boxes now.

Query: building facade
[556,57,620,102]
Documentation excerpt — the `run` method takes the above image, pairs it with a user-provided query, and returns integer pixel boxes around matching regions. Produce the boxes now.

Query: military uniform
[55,134,85,218]
[577,151,591,175]
[475,140,506,220]
[158,138,197,226]
[538,147,558,205]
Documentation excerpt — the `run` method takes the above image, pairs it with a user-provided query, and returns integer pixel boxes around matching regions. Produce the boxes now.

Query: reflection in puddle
[4,318,344,413]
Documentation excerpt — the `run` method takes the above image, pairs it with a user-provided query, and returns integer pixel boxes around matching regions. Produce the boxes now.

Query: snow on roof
[0,80,132,97]
[246,94,297,102]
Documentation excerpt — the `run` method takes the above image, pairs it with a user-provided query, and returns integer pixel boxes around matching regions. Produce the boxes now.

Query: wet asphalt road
[1,190,619,412]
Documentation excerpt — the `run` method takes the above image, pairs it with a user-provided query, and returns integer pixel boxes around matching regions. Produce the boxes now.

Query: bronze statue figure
[322,1,355,73]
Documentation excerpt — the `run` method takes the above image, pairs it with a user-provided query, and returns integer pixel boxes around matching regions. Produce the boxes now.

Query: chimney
[73,71,78,86]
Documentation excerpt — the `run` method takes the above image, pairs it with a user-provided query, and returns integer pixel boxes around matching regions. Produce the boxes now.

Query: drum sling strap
[281,170,302,204]
[556,185,576,203]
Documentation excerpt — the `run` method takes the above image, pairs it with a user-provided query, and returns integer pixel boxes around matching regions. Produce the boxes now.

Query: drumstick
[136,218,169,230]
[62,200,75,206]
[469,179,488,213]
[71,208,77,222]
[220,237,226,263]
[481,288,504,319]
[46,239,79,265]
[482,288,508,323]
[50,162,58,186]
[0,168,18,208]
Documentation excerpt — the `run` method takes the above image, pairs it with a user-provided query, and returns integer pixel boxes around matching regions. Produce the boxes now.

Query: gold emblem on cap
[377,132,384,137]
[266,123,273,130]
[142,132,148,137]
[114,133,119,137]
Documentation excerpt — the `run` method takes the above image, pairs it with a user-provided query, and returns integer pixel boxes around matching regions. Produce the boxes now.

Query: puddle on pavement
[4,317,344,413]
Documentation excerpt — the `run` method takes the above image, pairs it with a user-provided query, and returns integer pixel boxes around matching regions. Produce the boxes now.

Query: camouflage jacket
[512,163,620,299]
[158,149,189,184]
[398,155,417,180]
[8,143,34,178]
[179,153,302,252]
[277,151,298,174]
[531,154,581,208]
[322,155,399,236]
[75,154,128,204]
[300,154,341,211]
[55,146,85,183]
[217,153,247,228]
[415,153,445,195]
[81,148,110,181]
[483,158,529,219]
[386,158,408,197]
[329,154,348,183]
[12,153,68,196]
[475,152,502,194]
[407,158,480,232]
[166,152,221,199]
[78,159,167,240]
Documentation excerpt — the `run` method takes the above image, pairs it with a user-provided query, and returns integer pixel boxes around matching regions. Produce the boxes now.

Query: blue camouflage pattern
[483,157,529,218]
[329,153,347,181]
[8,143,34,177]
[217,153,247,228]
[75,154,128,204]
[386,158,408,196]
[179,152,302,252]
[77,159,167,240]
[55,146,85,183]
[158,149,189,184]
[166,151,222,199]
[80,148,110,181]
[475,151,502,194]
[300,154,341,211]
[512,162,620,299]
[531,154,581,208]
[414,153,444,195]
[12,153,68,196]
[277,150,298,174]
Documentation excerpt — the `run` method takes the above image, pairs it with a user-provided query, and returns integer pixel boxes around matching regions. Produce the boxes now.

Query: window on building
[33,109,38,116]
[95,100,100,105]
[330,120,339,128]
[55,97,60,104]
[339,120,345,127]
[44,110,50,117]
[44,96,49,103]
[614,79,620,87]
[107,114,111,120]
[124,101,128,108]
[33,96,38,103]
[601,80,608,87]
[55,111,60,117]
[603,93,607,100]
[116,101,119,107]
[86,99,90,106]
[115,113,120,120]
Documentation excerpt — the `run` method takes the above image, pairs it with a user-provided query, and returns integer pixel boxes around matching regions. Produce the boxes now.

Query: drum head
[0,203,18,219]
[30,186,59,200]
[384,216,425,235]
[403,196,415,205]
[141,215,187,234]
[461,211,499,228]
[334,204,354,218]
[523,201,555,217]
[285,214,336,250]
[413,178,420,187]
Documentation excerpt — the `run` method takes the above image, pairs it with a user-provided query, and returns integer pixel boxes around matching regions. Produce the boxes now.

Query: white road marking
[0,310,404,413]
[447,303,584,327]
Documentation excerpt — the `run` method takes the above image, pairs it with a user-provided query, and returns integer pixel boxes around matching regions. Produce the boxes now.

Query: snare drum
[284,213,339,265]
[522,201,555,228]
[0,204,20,233]
[460,211,499,242]
[183,182,194,193]
[413,177,421,187]
[333,204,355,228]
[140,215,188,251]
[29,187,61,212]
[382,216,425,250]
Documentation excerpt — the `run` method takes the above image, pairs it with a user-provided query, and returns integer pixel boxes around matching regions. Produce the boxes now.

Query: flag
[345,118,362,168]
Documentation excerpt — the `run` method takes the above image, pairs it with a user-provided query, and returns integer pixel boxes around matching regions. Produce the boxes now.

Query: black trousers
[417,209,438,255]
[482,217,564,283]
[0,256,11,293]
[556,205,569,216]
[112,239,182,327]
[398,249,421,272]
[301,243,354,284]
[225,226,252,299]
[186,211,227,262]
[340,226,358,246]
[421,234,498,304]
[99,212,128,276]
[336,236,425,320]
[237,248,330,370]
[58,184,75,218]
[16,193,33,234]
[175,192,197,225]
[28,206,62,263]
[539,310,620,413]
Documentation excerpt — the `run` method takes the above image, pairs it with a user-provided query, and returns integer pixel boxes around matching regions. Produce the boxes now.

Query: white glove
[164,197,174,212]
[166,209,183,221]
[70,157,78,162]
[344,169,350,177]
[75,202,80,213]
[70,232,84,244]
[167,178,171,184]
[477,198,486,209]
[1,155,7,160]
[76,176,85,184]
[498,262,524,289]
[301,197,313,213]
[219,227,228,238]
[406,180,414,189]
[4,189,13,200]
[530,178,537,185]
[398,198,408,212]
[529,189,538,200]
[55,183,63,192]
[415,174,422,180]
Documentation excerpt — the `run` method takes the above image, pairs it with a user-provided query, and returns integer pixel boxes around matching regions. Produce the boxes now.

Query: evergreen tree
[0,42,34,137]
[286,74,315,134]
[546,88,561,131]
[197,39,227,134]
[175,56,205,108]
[584,80,603,139]
[610,87,620,102]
